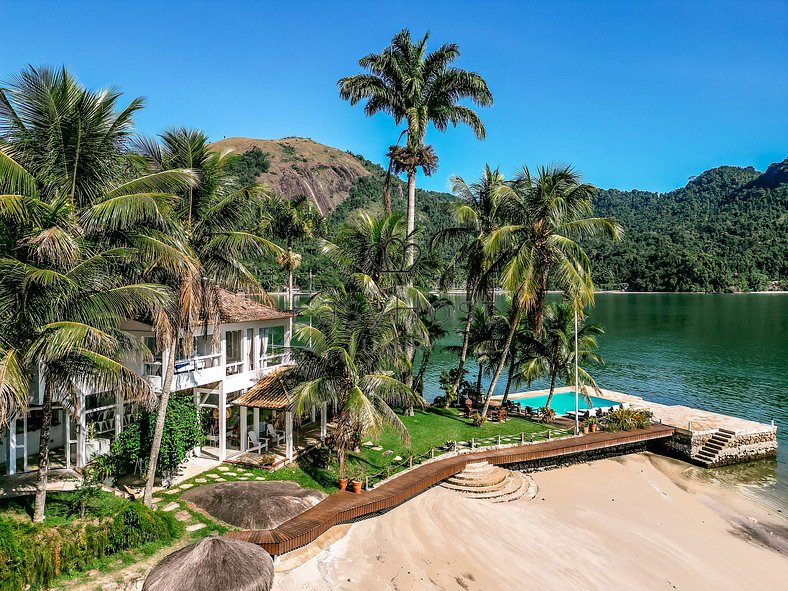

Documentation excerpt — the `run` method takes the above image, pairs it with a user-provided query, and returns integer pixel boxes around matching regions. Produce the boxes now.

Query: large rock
[180,481,325,530]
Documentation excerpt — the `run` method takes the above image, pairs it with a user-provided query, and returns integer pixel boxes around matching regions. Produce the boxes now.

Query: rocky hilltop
[210,136,370,214]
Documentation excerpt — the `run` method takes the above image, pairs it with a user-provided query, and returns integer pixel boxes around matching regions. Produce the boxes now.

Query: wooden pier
[225,424,675,556]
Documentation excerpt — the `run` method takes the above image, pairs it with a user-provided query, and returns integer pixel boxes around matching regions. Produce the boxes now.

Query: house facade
[1,291,294,475]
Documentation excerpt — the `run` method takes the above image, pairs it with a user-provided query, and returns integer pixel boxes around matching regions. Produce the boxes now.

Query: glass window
[225,330,242,363]
[247,328,254,369]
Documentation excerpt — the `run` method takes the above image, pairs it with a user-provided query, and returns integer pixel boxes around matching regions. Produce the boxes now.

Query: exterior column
[285,411,293,462]
[76,397,86,467]
[284,320,292,364]
[310,407,315,423]
[115,391,124,437]
[320,402,327,442]
[240,405,247,452]
[22,413,28,473]
[64,412,71,469]
[6,414,16,475]
[253,408,260,436]
[218,383,226,462]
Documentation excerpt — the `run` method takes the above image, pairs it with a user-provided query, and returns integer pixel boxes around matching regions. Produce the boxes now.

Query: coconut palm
[432,165,505,395]
[133,128,282,506]
[259,193,323,337]
[289,287,424,479]
[412,294,452,394]
[0,66,193,521]
[338,28,492,274]
[478,165,622,419]
[518,302,604,408]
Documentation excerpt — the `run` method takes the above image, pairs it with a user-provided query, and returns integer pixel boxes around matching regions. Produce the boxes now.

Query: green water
[287,292,787,505]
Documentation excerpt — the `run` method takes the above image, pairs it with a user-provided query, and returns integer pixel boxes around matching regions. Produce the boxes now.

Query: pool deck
[500,386,775,436]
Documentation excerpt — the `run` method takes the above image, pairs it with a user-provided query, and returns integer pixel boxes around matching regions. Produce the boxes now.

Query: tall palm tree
[259,193,323,339]
[432,165,505,395]
[133,128,282,506]
[518,302,604,408]
[478,165,622,420]
[412,294,452,394]
[0,66,190,521]
[288,287,424,479]
[338,28,493,276]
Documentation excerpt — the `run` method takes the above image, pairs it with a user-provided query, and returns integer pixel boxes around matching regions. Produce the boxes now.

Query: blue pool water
[509,392,619,415]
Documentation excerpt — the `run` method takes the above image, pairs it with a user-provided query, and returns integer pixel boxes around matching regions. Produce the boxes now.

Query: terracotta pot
[582,426,589,435]
[590,424,598,433]
[338,478,348,491]
[351,480,362,494]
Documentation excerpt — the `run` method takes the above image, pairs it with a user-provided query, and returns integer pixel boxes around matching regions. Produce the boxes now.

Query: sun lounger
[247,431,268,454]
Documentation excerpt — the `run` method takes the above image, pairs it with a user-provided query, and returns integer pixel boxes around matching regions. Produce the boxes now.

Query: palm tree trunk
[501,350,517,406]
[453,290,474,395]
[338,447,346,480]
[545,372,558,409]
[480,305,521,419]
[32,384,53,522]
[143,343,176,507]
[288,249,295,346]
[413,348,432,394]
[405,171,416,279]
[475,363,483,404]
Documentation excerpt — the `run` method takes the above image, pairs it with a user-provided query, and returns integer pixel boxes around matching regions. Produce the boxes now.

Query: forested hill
[585,159,788,292]
[226,137,787,292]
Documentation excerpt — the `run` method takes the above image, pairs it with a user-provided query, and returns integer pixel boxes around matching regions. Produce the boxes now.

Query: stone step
[704,442,725,451]
[449,469,509,485]
[461,462,493,472]
[710,435,730,443]
[489,475,528,502]
[718,429,736,436]
[442,478,512,494]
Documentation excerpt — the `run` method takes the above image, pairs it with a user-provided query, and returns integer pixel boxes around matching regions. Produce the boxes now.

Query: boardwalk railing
[363,427,575,490]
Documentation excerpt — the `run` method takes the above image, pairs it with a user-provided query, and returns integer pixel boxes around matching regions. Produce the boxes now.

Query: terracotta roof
[217,289,292,323]
[234,365,297,410]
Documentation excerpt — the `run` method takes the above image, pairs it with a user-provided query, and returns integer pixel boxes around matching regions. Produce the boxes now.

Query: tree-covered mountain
[585,159,788,292]
[223,137,787,293]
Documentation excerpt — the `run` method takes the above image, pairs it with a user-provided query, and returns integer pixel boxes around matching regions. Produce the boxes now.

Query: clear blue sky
[2,0,786,192]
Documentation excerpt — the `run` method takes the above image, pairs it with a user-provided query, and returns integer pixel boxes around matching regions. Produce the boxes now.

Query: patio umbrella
[143,534,274,591]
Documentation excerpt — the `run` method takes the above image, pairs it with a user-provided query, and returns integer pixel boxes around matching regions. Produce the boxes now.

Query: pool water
[509,392,619,415]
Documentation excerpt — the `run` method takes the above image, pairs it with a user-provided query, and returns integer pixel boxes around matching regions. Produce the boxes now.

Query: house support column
[320,402,327,442]
[218,383,227,462]
[76,397,86,467]
[64,412,71,469]
[5,414,16,475]
[115,392,124,438]
[253,408,260,436]
[22,413,28,473]
[285,411,293,462]
[240,405,247,451]
[310,407,315,423]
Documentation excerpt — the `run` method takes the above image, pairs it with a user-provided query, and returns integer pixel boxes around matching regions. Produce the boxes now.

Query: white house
[1,290,300,475]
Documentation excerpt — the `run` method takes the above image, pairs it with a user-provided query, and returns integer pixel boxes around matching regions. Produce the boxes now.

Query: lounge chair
[247,431,268,454]
[267,423,285,446]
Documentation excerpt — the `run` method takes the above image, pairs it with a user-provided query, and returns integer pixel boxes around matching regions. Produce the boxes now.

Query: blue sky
[2,0,786,192]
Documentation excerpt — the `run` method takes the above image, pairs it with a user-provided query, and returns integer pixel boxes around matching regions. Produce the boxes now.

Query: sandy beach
[273,453,787,591]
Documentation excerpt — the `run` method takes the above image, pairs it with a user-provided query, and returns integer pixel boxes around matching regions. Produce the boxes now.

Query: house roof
[217,289,292,323]
[234,365,297,410]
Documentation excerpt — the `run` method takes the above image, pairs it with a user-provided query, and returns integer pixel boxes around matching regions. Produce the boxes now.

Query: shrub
[603,408,653,431]
[471,411,486,427]
[536,407,556,423]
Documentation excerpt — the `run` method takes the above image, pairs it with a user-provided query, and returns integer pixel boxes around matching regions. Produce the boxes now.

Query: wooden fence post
[430,447,435,458]
[497,435,501,445]
[521,432,525,444]
[409,455,413,468]
[471,437,475,449]
[365,476,369,490]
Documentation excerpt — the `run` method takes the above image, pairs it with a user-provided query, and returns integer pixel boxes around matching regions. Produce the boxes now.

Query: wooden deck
[225,424,675,555]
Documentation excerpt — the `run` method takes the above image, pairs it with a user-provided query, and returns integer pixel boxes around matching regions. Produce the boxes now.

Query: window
[247,328,254,369]
[225,330,243,375]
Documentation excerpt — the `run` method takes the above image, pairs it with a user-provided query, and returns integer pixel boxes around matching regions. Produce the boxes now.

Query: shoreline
[273,453,787,590]
[269,289,788,296]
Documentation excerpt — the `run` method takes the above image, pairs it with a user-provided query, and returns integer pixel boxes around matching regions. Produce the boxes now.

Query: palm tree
[133,128,282,506]
[432,165,505,395]
[518,302,604,408]
[288,287,424,479]
[259,193,323,339]
[412,294,452,394]
[0,67,189,520]
[478,165,622,420]
[338,28,493,276]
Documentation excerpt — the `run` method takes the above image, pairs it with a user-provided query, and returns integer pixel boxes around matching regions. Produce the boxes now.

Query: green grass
[0,489,129,525]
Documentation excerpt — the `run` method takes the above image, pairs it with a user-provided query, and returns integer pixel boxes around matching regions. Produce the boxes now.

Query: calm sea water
[288,292,788,506]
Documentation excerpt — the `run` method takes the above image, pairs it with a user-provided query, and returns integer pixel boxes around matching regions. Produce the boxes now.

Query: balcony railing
[225,361,245,376]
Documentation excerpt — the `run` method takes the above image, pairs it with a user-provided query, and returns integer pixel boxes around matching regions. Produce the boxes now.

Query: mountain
[211,137,370,214]
[218,136,787,292]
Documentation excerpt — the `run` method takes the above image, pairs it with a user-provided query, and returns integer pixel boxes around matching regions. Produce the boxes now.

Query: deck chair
[247,431,268,454]
[267,423,285,446]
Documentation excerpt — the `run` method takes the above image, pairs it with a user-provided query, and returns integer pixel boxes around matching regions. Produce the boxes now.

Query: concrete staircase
[441,461,537,503]
[695,429,735,466]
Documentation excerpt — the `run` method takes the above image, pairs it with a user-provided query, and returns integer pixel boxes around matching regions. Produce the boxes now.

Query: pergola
[233,366,327,463]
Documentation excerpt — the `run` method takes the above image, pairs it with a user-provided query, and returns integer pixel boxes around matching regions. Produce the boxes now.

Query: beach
[273,453,787,591]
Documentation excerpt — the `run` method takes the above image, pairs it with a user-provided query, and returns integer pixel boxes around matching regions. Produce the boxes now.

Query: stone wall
[658,428,777,467]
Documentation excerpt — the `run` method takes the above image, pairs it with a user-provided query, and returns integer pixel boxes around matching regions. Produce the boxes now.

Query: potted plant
[587,417,599,432]
[338,475,348,491]
[582,422,590,435]
[349,464,364,494]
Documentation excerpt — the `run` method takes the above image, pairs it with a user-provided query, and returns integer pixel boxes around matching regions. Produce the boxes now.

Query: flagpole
[575,309,579,436]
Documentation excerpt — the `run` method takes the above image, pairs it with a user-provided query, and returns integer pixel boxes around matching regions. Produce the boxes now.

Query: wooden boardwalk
[225,424,675,555]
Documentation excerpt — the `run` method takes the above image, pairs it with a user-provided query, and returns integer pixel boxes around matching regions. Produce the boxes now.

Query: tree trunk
[475,363,483,404]
[338,447,346,480]
[501,348,517,406]
[143,343,176,507]
[32,385,53,522]
[405,171,416,277]
[480,305,521,419]
[413,348,432,394]
[545,372,558,409]
[453,290,475,395]
[288,252,295,346]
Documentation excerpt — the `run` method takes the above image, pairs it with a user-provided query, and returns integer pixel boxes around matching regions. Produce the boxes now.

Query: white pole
[575,309,579,436]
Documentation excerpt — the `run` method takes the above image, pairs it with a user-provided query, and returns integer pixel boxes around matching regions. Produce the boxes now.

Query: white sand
[274,453,787,591]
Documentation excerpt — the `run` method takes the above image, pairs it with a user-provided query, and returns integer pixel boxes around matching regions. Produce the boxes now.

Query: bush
[603,408,653,431]
[536,407,556,423]
[471,411,486,427]
[111,394,203,474]
[0,498,179,591]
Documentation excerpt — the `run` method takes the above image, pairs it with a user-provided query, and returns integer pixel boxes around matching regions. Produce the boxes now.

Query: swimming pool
[508,392,620,415]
